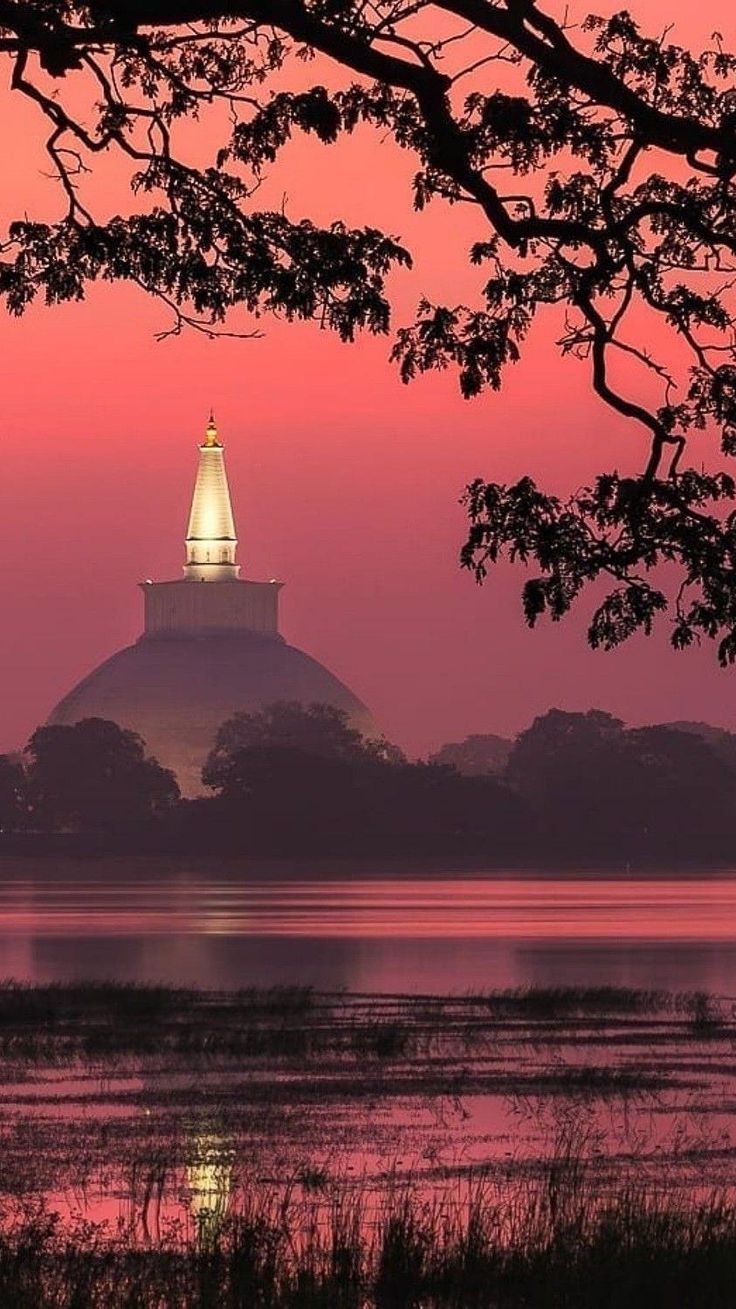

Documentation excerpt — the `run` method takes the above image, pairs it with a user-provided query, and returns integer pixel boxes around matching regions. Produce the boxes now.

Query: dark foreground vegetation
[4,703,736,865]
[0,983,733,1307]
[3,1184,736,1308]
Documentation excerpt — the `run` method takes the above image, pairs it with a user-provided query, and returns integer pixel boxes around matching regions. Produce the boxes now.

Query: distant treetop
[430,733,512,777]
[203,699,403,792]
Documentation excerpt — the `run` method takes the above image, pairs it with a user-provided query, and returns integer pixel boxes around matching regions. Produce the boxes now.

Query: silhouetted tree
[200,701,523,853]
[625,723,735,854]
[203,701,402,793]
[0,755,27,832]
[507,709,628,851]
[1,7,735,657]
[205,745,387,850]
[506,708,736,859]
[26,718,179,832]
[430,733,512,777]
[201,746,524,854]
[663,721,736,774]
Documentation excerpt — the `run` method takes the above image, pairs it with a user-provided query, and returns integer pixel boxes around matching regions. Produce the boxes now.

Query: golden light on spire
[204,412,221,448]
[185,412,239,580]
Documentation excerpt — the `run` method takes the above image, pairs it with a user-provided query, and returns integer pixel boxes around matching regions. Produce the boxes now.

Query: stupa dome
[50,630,376,797]
[48,416,377,795]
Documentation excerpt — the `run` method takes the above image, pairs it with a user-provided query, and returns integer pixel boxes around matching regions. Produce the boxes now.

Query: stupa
[49,416,377,794]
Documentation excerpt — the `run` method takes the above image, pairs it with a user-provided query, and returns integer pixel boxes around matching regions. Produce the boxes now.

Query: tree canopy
[3,4,736,654]
[200,699,521,852]
[507,708,736,857]
[0,755,27,832]
[203,699,402,792]
[2,704,736,861]
[429,732,512,775]
[25,717,179,831]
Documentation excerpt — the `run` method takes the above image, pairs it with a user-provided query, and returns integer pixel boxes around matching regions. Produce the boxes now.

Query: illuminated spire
[204,411,220,448]
[184,414,239,581]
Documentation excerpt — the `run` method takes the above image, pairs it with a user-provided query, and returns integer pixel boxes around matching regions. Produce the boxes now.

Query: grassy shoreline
[2,1170,736,1306]
[0,983,734,1305]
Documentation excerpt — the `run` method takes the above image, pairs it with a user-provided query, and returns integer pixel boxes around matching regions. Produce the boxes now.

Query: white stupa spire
[184,413,240,581]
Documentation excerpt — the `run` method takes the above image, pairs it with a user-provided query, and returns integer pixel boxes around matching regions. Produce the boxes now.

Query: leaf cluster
[463,467,736,661]
[0,2,735,655]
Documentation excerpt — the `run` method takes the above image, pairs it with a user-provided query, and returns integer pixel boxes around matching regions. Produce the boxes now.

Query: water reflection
[187,1135,234,1246]
[0,869,734,990]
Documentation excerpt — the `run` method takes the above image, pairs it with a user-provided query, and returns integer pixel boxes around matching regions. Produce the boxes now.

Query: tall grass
[1,1166,736,1307]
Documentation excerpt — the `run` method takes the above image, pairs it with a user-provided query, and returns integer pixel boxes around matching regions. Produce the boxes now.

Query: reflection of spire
[187,1134,234,1246]
[184,413,239,580]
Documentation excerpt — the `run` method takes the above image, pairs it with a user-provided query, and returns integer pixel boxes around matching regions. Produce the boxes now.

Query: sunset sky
[1,0,734,761]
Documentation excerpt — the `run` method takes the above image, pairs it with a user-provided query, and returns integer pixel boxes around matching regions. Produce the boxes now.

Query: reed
[0,1167,735,1307]
[0,984,731,1303]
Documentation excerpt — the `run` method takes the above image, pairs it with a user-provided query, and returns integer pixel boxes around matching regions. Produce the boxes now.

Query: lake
[2,865,736,1292]
[2,861,736,991]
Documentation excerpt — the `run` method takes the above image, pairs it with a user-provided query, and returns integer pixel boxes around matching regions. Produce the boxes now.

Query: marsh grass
[476,985,676,1017]
[685,990,725,1038]
[471,985,719,1020]
[0,982,717,1105]
[0,981,320,1061]
[1,1169,736,1307]
[0,981,733,1305]
[0,981,715,1066]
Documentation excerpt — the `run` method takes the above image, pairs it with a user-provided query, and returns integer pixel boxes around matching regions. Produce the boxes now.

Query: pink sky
[1,1,734,760]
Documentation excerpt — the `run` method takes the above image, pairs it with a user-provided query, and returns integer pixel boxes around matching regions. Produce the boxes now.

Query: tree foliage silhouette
[201,700,520,853]
[26,718,179,831]
[0,756,27,831]
[203,700,402,792]
[2,4,736,653]
[507,708,736,856]
[430,733,511,776]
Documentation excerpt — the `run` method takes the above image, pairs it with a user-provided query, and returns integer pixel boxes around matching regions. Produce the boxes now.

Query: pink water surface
[0,870,736,992]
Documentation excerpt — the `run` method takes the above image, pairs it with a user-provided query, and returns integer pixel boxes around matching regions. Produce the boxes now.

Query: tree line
[2,703,736,865]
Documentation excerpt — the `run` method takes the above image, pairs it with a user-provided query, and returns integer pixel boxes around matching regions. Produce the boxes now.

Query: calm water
[2,863,736,991]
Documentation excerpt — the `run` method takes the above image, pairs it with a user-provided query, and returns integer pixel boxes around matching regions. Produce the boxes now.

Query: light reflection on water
[1,869,736,990]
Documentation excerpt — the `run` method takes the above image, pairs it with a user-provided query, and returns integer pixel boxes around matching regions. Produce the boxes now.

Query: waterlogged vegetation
[5,1183,736,1307]
[0,983,736,1304]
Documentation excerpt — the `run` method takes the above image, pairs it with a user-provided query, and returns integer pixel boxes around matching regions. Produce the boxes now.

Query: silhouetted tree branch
[2,3,736,654]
